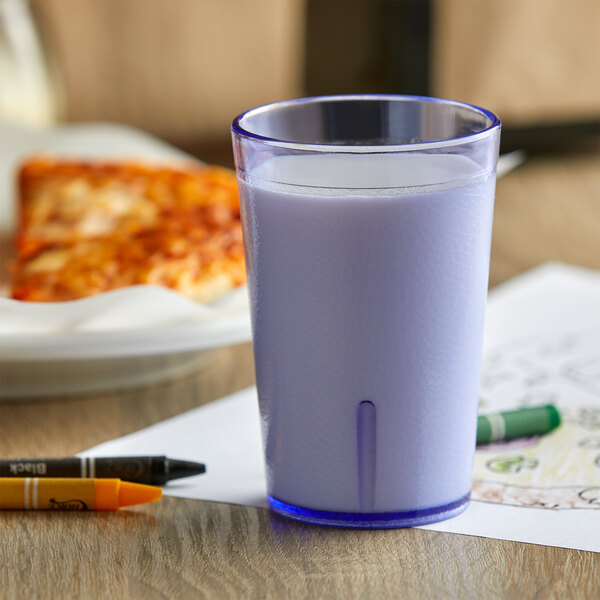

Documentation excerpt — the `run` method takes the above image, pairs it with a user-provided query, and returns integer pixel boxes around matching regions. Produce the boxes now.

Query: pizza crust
[11,157,246,303]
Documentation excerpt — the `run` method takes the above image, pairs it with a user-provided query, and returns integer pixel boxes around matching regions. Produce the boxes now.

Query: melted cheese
[12,158,246,303]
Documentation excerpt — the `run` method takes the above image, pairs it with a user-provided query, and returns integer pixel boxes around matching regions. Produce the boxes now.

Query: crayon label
[7,461,47,475]
[0,478,95,510]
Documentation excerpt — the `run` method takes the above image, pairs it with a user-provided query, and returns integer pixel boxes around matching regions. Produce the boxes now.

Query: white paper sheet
[82,262,600,552]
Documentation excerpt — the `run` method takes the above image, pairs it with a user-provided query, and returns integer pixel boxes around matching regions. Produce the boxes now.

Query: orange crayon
[0,478,162,510]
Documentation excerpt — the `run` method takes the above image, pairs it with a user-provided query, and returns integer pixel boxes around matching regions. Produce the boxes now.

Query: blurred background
[1,0,599,165]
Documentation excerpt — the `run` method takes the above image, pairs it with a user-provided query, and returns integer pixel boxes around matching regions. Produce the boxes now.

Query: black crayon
[0,456,206,485]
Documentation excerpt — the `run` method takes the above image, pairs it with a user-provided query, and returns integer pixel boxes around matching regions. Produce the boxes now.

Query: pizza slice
[11,157,246,303]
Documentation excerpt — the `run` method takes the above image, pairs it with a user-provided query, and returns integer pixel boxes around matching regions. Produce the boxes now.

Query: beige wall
[433,0,600,124]
[32,0,305,146]
[24,0,600,142]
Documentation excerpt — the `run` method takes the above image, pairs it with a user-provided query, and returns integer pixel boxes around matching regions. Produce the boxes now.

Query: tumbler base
[268,493,470,529]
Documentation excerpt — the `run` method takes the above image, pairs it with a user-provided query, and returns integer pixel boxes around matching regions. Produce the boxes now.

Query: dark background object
[304,0,431,97]
[304,0,599,157]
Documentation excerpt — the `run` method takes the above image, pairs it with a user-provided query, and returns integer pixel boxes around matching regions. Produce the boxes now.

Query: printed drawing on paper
[473,328,600,510]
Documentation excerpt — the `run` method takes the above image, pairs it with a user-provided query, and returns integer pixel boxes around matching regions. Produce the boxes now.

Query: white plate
[0,121,251,399]
[0,283,251,360]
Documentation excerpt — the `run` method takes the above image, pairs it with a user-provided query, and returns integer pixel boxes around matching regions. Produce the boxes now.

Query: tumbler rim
[231,94,501,153]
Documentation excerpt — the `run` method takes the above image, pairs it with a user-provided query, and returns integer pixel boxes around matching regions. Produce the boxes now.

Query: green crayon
[476,404,561,445]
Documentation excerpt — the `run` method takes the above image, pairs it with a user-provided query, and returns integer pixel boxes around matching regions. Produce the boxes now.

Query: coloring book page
[421,262,600,550]
[473,327,600,511]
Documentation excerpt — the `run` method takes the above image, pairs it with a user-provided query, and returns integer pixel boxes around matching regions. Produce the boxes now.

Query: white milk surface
[239,153,496,514]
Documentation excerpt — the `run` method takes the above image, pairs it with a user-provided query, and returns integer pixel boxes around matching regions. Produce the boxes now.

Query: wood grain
[30,0,305,146]
[433,0,600,124]
[1,151,599,599]
[1,497,599,600]
[490,152,600,286]
[0,344,255,455]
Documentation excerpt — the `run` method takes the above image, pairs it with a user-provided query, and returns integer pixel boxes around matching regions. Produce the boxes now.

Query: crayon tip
[118,481,162,508]
[546,404,561,429]
[164,458,206,483]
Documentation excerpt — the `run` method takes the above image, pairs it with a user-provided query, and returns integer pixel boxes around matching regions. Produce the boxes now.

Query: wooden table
[1,150,599,599]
